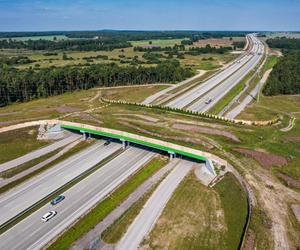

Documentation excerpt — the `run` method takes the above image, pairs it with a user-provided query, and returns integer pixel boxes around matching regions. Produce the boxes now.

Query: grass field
[0,126,50,164]
[101,84,170,103]
[142,172,247,250]
[0,85,169,127]
[48,156,167,250]
[130,39,187,47]
[214,173,248,250]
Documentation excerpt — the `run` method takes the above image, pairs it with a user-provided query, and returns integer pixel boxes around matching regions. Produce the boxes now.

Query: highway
[0,133,81,172]
[0,147,155,250]
[188,36,264,112]
[117,159,194,250]
[165,34,263,111]
[0,141,122,227]
[142,70,206,105]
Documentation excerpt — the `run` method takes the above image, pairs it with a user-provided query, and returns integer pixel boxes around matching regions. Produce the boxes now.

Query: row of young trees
[263,50,300,96]
[0,60,192,107]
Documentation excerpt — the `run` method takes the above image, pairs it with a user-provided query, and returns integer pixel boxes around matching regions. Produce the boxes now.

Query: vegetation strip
[101,98,280,126]
[0,146,124,234]
[47,157,166,249]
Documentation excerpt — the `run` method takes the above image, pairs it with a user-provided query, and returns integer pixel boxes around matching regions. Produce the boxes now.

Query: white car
[205,98,213,104]
[41,211,57,222]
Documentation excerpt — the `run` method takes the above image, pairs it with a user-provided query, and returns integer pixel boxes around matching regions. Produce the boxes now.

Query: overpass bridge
[58,121,227,176]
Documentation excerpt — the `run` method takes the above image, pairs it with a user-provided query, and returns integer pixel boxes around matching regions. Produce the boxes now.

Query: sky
[0,0,300,32]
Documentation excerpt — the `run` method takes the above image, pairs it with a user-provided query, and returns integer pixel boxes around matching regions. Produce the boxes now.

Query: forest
[266,38,300,50]
[263,50,300,96]
[0,39,131,51]
[0,59,192,107]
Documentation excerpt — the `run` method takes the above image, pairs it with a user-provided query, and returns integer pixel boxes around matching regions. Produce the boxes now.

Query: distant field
[130,38,187,47]
[0,35,69,41]
[266,32,300,39]
[193,36,245,48]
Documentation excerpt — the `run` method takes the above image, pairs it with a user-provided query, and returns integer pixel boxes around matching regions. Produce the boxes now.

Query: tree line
[0,30,249,40]
[0,60,192,107]
[266,38,300,50]
[263,50,300,96]
[0,39,131,51]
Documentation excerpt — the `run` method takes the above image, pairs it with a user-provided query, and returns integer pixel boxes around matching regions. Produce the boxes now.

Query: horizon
[1,0,300,32]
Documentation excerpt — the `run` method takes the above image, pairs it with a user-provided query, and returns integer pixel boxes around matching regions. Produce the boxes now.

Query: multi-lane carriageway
[156,34,264,113]
[0,127,215,250]
[0,143,156,250]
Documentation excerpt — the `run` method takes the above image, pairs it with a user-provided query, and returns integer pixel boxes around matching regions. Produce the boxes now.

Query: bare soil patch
[193,38,233,48]
[277,173,300,189]
[173,123,240,142]
[55,106,81,113]
[234,148,288,168]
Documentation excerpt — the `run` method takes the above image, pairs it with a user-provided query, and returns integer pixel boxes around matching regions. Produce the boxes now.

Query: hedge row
[101,98,279,126]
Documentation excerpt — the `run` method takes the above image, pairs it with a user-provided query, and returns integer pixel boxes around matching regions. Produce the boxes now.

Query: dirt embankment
[119,121,214,149]
[234,148,288,169]
[172,123,240,142]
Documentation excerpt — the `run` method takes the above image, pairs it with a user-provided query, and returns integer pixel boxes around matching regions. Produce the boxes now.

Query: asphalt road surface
[165,34,263,110]
[0,141,122,227]
[188,36,264,112]
[117,159,194,250]
[142,71,206,105]
[0,147,155,250]
[0,134,81,172]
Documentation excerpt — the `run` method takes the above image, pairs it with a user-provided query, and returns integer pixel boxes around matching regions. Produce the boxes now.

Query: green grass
[144,172,228,250]
[209,75,247,115]
[101,172,165,244]
[47,157,167,250]
[0,126,50,163]
[101,84,170,103]
[214,173,248,250]
[263,55,279,71]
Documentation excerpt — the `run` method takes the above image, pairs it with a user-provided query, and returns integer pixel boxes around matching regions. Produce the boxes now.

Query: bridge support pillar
[205,159,217,176]
[168,151,176,161]
[80,131,90,140]
[120,139,127,149]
